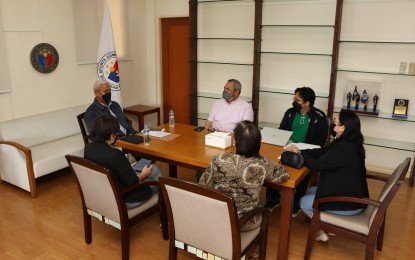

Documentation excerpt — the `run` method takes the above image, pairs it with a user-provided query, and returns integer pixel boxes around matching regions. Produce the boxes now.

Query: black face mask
[292,101,301,112]
[222,90,232,101]
[102,92,111,103]
[330,123,336,137]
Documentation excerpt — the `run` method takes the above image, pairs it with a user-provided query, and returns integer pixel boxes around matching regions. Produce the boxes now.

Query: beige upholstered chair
[65,155,167,260]
[304,157,411,260]
[159,176,270,260]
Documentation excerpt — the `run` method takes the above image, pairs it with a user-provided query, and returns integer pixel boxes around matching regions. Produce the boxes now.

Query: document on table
[285,142,320,150]
[148,131,172,138]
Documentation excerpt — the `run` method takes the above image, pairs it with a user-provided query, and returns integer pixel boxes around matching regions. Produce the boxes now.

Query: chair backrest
[66,155,122,224]
[369,157,411,227]
[159,177,240,260]
[77,112,90,145]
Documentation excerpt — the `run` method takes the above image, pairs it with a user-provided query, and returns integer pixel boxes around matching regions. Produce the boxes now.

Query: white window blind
[73,0,130,64]
[0,8,11,94]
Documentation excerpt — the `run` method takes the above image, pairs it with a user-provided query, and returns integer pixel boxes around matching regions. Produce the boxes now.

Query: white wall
[0,0,188,123]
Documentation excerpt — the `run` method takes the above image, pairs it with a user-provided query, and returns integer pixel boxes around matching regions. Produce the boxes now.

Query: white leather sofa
[0,104,89,198]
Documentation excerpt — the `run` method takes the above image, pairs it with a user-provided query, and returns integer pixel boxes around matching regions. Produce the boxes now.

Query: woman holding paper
[286,110,369,242]
[84,114,163,209]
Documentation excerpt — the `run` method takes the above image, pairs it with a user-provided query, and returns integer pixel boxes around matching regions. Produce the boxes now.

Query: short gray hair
[228,79,242,93]
[93,79,109,92]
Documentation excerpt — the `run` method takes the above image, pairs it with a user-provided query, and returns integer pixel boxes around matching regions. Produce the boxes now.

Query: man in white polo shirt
[204,79,254,133]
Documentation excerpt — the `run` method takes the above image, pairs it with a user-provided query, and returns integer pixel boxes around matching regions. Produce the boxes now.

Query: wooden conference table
[116,123,309,260]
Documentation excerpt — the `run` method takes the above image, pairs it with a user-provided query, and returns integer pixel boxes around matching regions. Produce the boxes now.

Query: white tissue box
[205,132,231,149]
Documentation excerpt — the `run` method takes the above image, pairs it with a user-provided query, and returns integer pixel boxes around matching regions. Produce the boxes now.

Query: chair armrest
[313,196,381,209]
[366,174,388,182]
[0,140,31,154]
[120,180,159,195]
[0,141,37,198]
[238,207,268,227]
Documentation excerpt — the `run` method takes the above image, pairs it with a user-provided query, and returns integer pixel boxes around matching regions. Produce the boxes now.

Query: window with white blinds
[73,0,130,64]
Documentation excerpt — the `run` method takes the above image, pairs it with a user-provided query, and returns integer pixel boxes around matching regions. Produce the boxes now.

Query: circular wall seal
[97,51,120,90]
[30,43,59,73]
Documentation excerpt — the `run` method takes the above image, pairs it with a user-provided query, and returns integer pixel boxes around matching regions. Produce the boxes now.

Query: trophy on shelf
[352,86,360,110]
[373,93,379,112]
[392,99,409,119]
[361,89,369,111]
[346,92,352,109]
[342,80,381,116]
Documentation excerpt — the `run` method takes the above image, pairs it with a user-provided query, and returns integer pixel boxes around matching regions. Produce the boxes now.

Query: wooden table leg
[277,187,295,260]
[138,115,144,131]
[409,160,414,187]
[169,164,177,178]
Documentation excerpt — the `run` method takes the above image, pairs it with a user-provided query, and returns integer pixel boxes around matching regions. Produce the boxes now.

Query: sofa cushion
[31,134,85,178]
[0,104,88,148]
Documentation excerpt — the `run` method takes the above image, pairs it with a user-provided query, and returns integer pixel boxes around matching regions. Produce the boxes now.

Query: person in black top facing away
[264,87,328,217]
[286,110,369,242]
[84,114,162,209]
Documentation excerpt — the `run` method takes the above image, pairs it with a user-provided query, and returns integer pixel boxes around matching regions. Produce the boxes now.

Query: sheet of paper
[149,131,172,138]
[286,142,320,150]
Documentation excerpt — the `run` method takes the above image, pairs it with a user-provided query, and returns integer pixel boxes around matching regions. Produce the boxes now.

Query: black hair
[295,87,316,107]
[233,120,261,158]
[90,114,120,143]
[338,110,365,158]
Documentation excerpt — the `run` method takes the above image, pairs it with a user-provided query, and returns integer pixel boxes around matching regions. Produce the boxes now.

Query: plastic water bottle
[169,109,175,128]
[143,124,150,145]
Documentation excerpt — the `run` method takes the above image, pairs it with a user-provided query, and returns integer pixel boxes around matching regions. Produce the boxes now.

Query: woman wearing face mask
[286,110,369,242]
[84,114,162,209]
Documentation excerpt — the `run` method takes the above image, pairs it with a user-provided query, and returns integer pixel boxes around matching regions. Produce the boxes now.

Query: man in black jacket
[265,87,328,217]
[85,79,135,136]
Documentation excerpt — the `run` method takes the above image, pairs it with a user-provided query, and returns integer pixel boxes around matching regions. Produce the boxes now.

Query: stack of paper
[149,131,172,138]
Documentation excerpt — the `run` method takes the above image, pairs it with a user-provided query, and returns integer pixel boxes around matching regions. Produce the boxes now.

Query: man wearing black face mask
[204,79,254,133]
[264,86,328,216]
[85,79,136,137]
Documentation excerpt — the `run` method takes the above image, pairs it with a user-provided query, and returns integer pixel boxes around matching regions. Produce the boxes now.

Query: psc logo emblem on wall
[30,43,59,74]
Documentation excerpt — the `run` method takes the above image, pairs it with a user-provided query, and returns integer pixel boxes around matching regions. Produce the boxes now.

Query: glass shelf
[262,24,334,28]
[340,40,415,45]
[195,37,254,41]
[263,0,335,2]
[198,0,253,3]
[259,87,329,98]
[364,136,415,152]
[337,69,415,77]
[333,107,415,122]
[192,92,252,102]
[195,60,253,66]
[261,51,332,57]
[193,113,209,120]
